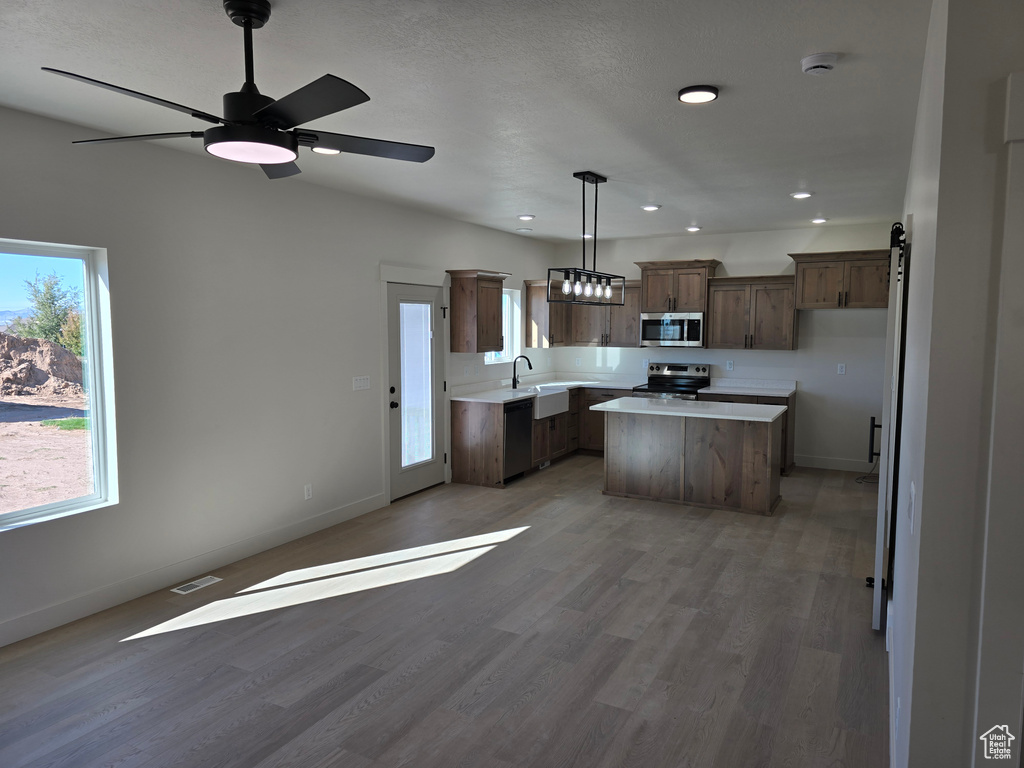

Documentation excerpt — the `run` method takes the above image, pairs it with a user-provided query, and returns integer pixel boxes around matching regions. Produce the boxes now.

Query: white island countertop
[590,396,787,423]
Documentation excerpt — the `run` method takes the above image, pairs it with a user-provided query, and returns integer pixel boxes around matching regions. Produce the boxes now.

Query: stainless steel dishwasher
[503,399,533,481]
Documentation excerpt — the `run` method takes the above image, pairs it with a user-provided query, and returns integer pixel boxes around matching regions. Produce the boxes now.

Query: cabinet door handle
[837,291,841,308]
[844,291,849,307]
[744,333,749,349]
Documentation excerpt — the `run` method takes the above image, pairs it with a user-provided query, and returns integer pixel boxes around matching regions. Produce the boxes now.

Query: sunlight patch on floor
[122,526,529,642]
[241,526,530,593]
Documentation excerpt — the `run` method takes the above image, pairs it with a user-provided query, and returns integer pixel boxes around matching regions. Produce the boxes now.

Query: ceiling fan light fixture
[678,85,719,104]
[204,125,298,164]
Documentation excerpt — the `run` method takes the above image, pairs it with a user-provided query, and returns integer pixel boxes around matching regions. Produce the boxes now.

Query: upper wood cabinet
[790,250,890,309]
[570,283,641,346]
[527,280,640,348]
[707,276,796,350]
[635,260,720,313]
[448,270,509,353]
[524,280,572,348]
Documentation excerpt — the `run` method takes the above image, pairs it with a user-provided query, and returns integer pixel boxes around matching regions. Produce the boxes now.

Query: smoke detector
[801,53,838,75]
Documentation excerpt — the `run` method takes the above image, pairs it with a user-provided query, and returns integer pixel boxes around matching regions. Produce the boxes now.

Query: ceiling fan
[42,0,435,179]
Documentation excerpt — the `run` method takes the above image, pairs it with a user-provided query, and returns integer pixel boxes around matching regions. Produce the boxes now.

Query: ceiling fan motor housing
[223,0,271,28]
[223,89,275,123]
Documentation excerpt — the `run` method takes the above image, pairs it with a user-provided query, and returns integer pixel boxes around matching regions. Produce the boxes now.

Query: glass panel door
[399,301,432,467]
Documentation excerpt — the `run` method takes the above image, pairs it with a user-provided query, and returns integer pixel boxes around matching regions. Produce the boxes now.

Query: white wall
[0,106,554,646]
[891,0,1024,765]
[551,224,893,470]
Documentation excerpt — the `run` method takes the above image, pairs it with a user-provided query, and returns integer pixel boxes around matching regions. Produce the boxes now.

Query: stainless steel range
[631,362,711,400]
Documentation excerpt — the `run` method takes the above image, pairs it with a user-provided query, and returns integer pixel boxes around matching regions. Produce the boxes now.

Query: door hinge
[444,452,447,464]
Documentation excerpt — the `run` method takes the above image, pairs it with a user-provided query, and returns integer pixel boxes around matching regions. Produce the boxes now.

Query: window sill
[0,496,117,532]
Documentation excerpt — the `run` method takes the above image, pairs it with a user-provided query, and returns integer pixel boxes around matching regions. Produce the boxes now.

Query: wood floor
[0,455,888,768]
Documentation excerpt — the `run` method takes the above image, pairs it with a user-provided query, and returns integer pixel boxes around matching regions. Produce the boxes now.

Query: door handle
[390,401,399,409]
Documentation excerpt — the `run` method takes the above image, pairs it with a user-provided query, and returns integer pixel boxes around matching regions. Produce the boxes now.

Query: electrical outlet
[575,358,581,367]
[909,481,916,534]
[303,483,312,501]
[726,360,734,371]
[837,363,846,375]
[464,365,471,375]
[352,376,370,391]
[642,359,649,369]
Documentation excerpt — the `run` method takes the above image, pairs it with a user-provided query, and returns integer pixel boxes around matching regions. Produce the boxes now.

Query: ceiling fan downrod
[221,0,274,121]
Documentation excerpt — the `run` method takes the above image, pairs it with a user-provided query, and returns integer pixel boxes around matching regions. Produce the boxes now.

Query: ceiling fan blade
[42,68,223,125]
[261,162,302,179]
[255,75,370,129]
[72,132,204,146]
[299,130,435,163]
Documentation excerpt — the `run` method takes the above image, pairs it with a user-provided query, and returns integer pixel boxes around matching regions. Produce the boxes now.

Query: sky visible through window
[0,252,85,312]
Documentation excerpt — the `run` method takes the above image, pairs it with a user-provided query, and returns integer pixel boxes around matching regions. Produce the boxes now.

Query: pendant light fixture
[548,171,625,305]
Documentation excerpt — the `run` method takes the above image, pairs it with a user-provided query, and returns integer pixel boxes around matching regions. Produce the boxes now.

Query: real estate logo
[979,725,1015,760]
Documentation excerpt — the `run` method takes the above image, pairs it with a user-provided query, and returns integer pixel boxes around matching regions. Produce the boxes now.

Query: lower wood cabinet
[698,392,796,474]
[532,412,568,466]
[579,388,634,451]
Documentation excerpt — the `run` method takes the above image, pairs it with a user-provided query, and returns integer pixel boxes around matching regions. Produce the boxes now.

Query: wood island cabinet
[698,392,796,474]
[448,270,509,353]
[635,260,720,313]
[707,276,796,350]
[790,250,890,309]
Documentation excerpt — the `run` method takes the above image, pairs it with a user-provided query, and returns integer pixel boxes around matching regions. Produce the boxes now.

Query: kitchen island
[590,397,786,515]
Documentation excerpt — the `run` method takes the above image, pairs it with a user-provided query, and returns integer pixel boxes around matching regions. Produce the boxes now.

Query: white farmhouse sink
[514,385,570,419]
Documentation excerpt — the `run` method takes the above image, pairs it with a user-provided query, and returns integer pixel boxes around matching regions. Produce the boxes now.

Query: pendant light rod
[573,171,607,271]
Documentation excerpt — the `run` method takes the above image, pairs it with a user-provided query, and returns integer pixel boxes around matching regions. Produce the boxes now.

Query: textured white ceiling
[0,0,932,242]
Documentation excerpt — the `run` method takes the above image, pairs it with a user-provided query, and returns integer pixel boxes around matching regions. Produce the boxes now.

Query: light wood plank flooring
[0,456,887,767]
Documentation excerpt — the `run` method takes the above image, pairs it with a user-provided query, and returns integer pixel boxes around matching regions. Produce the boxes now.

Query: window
[484,288,521,365]
[0,238,117,530]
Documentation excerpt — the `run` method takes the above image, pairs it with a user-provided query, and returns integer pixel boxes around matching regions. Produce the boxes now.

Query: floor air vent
[171,575,222,595]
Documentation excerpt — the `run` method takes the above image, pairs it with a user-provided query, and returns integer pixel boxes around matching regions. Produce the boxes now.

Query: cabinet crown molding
[788,250,889,262]
[634,259,721,269]
[446,269,511,280]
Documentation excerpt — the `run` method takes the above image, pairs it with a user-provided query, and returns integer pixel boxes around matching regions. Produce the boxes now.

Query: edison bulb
[583,280,594,298]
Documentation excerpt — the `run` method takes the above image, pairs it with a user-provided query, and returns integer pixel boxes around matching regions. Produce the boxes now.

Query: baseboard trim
[795,455,876,473]
[0,493,387,648]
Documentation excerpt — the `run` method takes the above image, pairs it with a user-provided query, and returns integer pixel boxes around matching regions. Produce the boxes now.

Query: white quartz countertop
[698,378,796,398]
[451,376,643,404]
[590,396,787,422]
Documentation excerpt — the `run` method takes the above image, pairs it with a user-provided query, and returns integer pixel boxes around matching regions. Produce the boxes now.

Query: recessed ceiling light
[517,214,536,221]
[582,233,593,239]
[811,217,829,224]
[790,191,813,199]
[311,146,341,155]
[516,227,533,232]
[642,204,662,212]
[686,226,702,232]
[678,85,719,104]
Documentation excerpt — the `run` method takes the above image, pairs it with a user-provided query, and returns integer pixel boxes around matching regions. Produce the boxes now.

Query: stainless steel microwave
[639,312,704,347]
